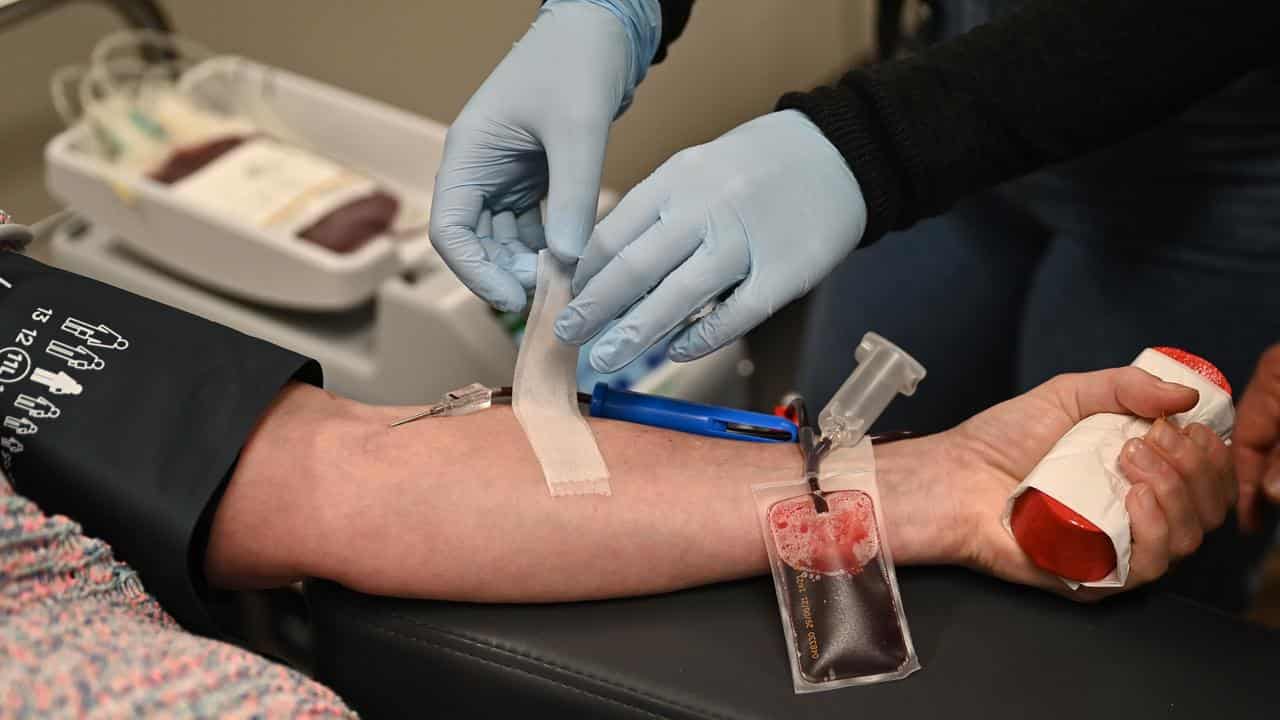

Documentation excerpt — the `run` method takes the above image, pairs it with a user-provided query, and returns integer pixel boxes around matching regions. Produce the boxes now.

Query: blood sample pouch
[753,463,919,693]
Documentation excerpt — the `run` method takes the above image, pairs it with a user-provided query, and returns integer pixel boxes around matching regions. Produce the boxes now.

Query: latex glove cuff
[544,0,662,108]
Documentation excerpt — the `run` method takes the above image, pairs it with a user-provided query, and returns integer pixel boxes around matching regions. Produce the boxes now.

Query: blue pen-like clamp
[587,383,798,443]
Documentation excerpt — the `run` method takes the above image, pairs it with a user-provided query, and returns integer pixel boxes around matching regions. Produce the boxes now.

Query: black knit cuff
[777,77,906,246]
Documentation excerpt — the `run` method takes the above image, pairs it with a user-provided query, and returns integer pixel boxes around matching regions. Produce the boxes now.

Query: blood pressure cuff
[0,253,319,634]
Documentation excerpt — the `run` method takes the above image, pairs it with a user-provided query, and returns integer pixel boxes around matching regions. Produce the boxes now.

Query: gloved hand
[429,0,660,313]
[555,110,867,372]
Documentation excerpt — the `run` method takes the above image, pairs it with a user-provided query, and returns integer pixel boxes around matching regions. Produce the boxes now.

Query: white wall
[0,0,872,222]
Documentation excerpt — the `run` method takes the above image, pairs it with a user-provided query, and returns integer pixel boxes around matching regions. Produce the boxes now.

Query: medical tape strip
[513,251,611,496]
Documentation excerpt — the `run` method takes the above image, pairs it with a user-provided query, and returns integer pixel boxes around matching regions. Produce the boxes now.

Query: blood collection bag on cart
[51,30,411,262]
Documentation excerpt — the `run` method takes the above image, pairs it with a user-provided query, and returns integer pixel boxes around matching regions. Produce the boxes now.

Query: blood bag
[753,462,919,692]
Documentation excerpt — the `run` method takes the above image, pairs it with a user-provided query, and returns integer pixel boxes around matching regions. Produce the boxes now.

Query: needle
[389,404,449,427]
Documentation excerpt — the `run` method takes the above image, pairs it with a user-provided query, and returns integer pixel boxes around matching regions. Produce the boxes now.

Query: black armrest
[308,567,1280,719]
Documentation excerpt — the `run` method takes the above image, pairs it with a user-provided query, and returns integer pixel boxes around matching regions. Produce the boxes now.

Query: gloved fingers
[668,277,772,362]
[490,209,517,253]
[492,210,539,291]
[477,209,537,291]
[476,209,501,264]
[555,215,703,345]
[477,205,544,290]
[429,186,527,312]
[586,244,745,373]
[543,125,610,264]
[574,170,667,294]
[517,206,547,251]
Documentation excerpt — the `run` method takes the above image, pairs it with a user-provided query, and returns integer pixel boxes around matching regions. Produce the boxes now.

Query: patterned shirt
[0,474,356,718]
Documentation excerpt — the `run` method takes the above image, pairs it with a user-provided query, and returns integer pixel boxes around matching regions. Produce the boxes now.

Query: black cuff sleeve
[0,253,320,634]
[777,79,907,247]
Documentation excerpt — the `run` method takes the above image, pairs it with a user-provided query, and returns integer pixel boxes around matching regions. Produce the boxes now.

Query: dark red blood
[773,490,911,681]
[148,135,248,183]
[1152,346,1232,396]
[298,192,398,253]
[148,134,397,254]
[769,490,879,575]
[1010,488,1117,582]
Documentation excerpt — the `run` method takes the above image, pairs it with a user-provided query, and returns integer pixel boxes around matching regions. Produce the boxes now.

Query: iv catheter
[390,382,800,442]
[389,333,926,463]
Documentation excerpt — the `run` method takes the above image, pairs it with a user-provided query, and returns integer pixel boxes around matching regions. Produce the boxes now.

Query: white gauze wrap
[513,251,611,496]
[1001,348,1235,588]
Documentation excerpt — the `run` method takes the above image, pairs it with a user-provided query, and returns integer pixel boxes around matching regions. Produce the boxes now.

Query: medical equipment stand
[37,47,749,407]
[45,216,752,407]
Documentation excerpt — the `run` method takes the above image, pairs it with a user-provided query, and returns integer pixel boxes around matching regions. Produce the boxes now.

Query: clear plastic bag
[753,463,919,692]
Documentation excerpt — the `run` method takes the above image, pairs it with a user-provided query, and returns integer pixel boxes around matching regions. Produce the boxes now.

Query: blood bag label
[170,138,378,236]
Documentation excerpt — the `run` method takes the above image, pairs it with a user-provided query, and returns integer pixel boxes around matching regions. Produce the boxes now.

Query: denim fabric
[797,0,1280,610]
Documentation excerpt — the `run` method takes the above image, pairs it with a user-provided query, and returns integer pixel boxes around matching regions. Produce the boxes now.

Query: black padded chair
[307,566,1280,719]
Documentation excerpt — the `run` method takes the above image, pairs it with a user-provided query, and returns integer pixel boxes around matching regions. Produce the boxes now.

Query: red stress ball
[1151,347,1232,395]
[1010,489,1116,582]
[1011,346,1230,583]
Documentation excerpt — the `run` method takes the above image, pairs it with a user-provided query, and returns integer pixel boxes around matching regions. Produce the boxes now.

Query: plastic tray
[45,55,447,310]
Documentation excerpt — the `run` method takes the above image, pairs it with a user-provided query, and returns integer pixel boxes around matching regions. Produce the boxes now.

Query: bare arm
[206,384,959,600]
[206,368,1233,603]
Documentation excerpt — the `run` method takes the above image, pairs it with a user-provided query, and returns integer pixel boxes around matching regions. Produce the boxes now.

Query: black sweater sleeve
[779,0,1280,244]
[0,252,320,634]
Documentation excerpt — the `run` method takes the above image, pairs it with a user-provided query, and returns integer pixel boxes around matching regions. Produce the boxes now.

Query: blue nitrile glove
[555,110,868,372]
[429,0,661,313]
